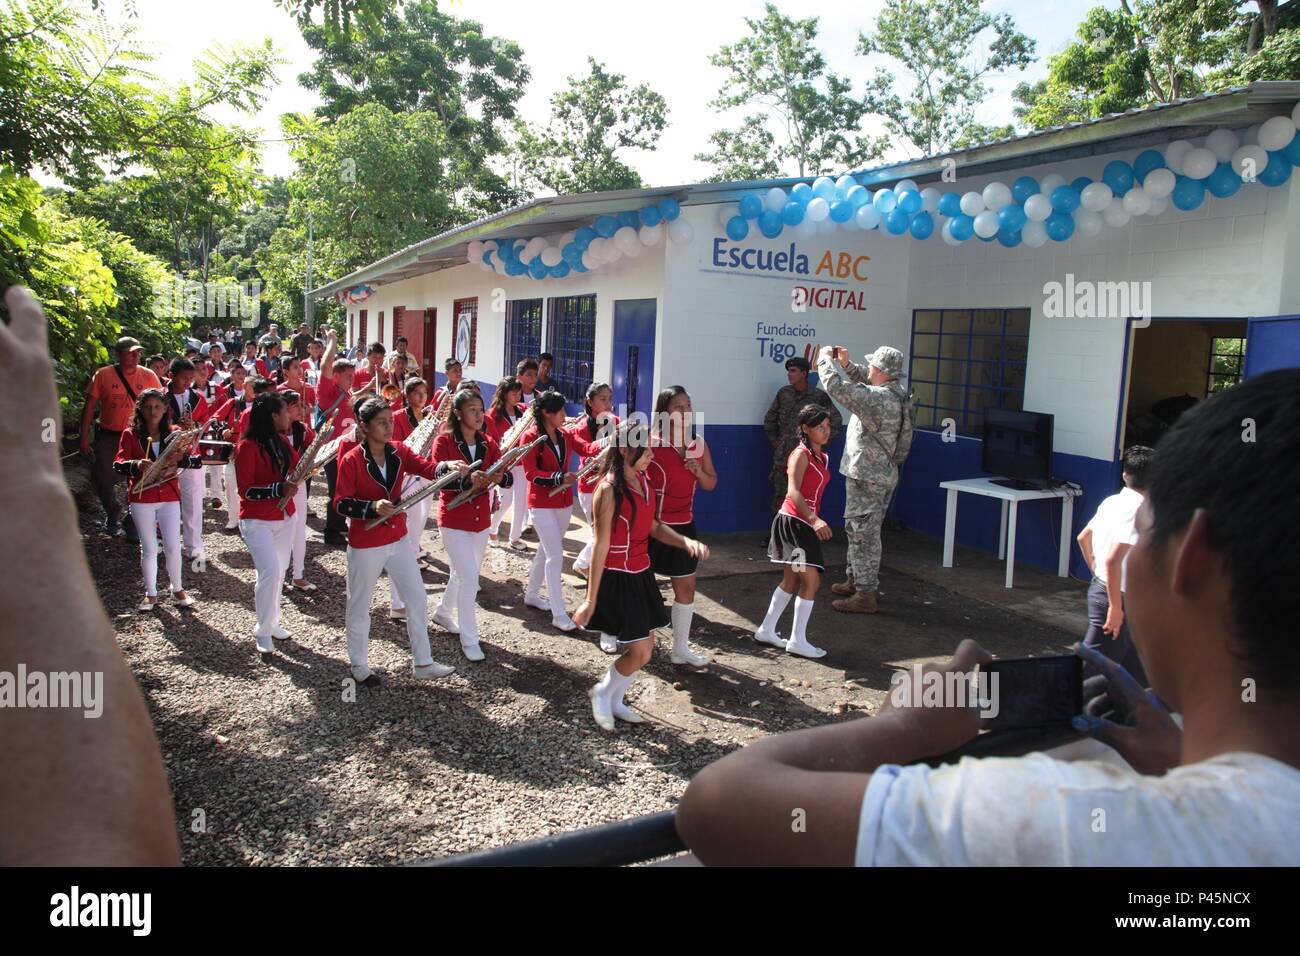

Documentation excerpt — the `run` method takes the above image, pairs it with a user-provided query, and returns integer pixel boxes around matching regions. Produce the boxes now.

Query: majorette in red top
[519,424,573,509]
[432,430,511,532]
[484,403,526,445]
[780,444,830,524]
[598,472,656,574]
[114,427,204,504]
[564,414,619,494]
[646,438,701,525]
[234,433,301,521]
[333,441,439,548]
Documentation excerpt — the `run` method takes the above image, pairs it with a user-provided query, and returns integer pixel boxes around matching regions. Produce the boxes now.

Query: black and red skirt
[648,520,698,578]
[766,512,825,571]
[587,567,670,644]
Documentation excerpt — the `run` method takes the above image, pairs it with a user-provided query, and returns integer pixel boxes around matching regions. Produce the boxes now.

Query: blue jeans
[1083,577,1148,686]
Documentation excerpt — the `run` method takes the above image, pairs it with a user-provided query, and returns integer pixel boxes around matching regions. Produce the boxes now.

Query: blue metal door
[612,299,656,419]
[1244,314,1300,377]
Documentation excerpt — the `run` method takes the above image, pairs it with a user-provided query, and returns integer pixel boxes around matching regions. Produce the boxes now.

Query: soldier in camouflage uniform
[816,345,914,613]
[763,356,843,514]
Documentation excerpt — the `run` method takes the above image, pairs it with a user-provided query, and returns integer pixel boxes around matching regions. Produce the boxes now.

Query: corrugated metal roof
[311,81,1300,298]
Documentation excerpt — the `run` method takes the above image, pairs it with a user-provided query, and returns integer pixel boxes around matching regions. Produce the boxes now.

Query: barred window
[505,298,542,376]
[1207,337,1245,393]
[546,294,597,406]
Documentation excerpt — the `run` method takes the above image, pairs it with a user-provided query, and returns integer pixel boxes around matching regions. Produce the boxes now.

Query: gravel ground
[82,479,1075,865]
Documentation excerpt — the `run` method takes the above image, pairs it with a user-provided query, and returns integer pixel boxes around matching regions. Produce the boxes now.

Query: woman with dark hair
[518,390,580,631]
[278,390,317,592]
[213,363,255,531]
[754,405,833,659]
[334,396,455,687]
[389,376,434,618]
[431,389,511,660]
[235,392,301,659]
[485,376,527,547]
[573,423,709,730]
[565,382,618,580]
[113,388,203,612]
[645,385,718,666]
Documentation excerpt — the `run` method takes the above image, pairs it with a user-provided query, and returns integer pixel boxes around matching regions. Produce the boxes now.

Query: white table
[939,477,1082,589]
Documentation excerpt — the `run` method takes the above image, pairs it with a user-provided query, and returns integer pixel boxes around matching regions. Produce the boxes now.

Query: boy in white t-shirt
[675,370,1300,865]
[1076,445,1152,685]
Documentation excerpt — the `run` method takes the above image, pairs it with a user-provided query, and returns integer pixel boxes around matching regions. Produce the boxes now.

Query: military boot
[832,590,879,614]
[831,574,855,596]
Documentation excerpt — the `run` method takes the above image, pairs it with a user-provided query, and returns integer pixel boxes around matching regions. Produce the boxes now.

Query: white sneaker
[460,642,485,662]
[599,632,619,654]
[785,637,827,659]
[413,661,455,679]
[612,699,645,724]
[137,596,157,613]
[671,645,710,667]
[172,591,197,608]
[753,627,785,648]
[552,615,579,633]
[432,609,459,634]
[524,593,550,611]
[589,684,615,732]
[271,625,291,640]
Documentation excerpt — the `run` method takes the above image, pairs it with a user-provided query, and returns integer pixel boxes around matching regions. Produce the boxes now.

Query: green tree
[513,57,667,195]
[859,0,1035,157]
[275,0,393,38]
[701,2,883,179]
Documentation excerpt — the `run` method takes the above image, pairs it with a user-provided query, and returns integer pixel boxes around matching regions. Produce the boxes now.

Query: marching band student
[165,358,210,562]
[391,376,429,444]
[573,423,709,730]
[485,377,528,548]
[388,353,412,394]
[334,396,456,686]
[646,386,718,667]
[382,382,404,410]
[317,328,359,547]
[277,355,316,411]
[352,342,388,394]
[114,388,202,612]
[519,391,580,632]
[235,393,301,660]
[278,390,317,592]
[515,358,540,407]
[388,377,434,620]
[754,405,834,659]
[212,362,252,529]
[431,389,511,660]
[431,358,463,408]
[194,361,228,509]
[566,383,619,580]
[146,354,170,385]
[240,340,265,377]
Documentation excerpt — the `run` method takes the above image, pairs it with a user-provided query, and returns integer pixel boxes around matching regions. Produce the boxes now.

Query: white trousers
[206,462,226,503]
[222,461,240,528]
[240,517,293,648]
[490,465,528,542]
[437,526,490,646]
[575,489,595,571]
[346,541,434,679]
[130,500,182,597]
[390,478,429,612]
[289,483,309,580]
[526,506,571,616]
[179,467,205,556]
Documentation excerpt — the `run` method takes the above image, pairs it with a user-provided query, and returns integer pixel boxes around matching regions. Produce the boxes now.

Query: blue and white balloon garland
[712,105,1300,250]
[466,197,694,281]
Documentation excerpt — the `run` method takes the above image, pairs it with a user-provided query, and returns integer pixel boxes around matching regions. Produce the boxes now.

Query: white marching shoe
[753,626,786,648]
[785,636,827,659]
[432,609,459,634]
[523,593,550,612]
[670,644,710,667]
[552,615,579,633]
[612,699,645,724]
[599,632,619,654]
[413,661,455,679]
[589,684,615,732]
[460,642,485,662]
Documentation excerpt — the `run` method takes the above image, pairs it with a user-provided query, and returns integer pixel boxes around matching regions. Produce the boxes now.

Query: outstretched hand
[1,287,63,489]
[1072,642,1181,775]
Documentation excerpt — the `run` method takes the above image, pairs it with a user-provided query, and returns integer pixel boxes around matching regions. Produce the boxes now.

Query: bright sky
[106,0,1111,186]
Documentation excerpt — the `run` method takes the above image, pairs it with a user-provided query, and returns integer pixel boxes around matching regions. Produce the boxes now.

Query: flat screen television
[982,409,1054,489]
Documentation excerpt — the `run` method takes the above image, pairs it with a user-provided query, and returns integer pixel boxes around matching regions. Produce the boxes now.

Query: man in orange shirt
[80,337,163,539]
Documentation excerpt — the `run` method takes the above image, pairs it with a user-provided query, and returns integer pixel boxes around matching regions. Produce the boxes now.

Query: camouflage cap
[866,346,904,378]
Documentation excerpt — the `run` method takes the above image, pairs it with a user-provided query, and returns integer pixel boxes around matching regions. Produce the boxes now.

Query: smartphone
[979,655,1083,731]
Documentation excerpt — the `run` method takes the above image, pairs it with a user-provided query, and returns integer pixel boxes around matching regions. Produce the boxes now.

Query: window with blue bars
[908,308,1030,437]
[505,298,543,376]
[546,294,597,406]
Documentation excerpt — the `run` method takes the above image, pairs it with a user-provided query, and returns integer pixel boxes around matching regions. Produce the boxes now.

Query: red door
[421,307,436,384]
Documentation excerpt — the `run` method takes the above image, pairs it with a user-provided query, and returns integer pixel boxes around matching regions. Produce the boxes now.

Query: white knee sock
[760,587,794,634]
[609,666,638,707]
[594,664,618,700]
[671,601,694,653]
[791,597,815,645]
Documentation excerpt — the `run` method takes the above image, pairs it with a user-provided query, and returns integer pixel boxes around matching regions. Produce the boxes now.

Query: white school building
[311,82,1300,579]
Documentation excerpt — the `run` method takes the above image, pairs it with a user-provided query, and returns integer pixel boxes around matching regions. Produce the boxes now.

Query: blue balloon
[811,176,836,200]
[1171,175,1205,211]
[1071,176,1092,193]
[829,200,854,223]
[725,215,749,241]
[551,262,571,279]
[657,197,681,221]
[846,184,870,207]
[780,201,805,226]
[1051,185,1081,213]
[896,189,922,215]
[1282,132,1300,167]
[998,204,1026,233]
[1205,163,1241,199]
[739,193,764,219]
[511,260,530,277]
[791,182,814,203]
[885,208,910,235]
[528,259,547,280]
[909,211,935,240]
[1045,211,1075,242]
[1103,160,1135,196]
[481,249,494,265]
[759,209,784,237]
[872,189,897,212]
[1134,149,1166,181]
[1011,176,1039,204]
[594,215,618,238]
[617,210,641,228]
[574,225,596,249]
[639,205,662,227]
[1258,150,1292,187]
[562,242,582,264]
[949,214,974,241]
[938,191,963,217]
[573,260,589,273]
[997,229,1022,248]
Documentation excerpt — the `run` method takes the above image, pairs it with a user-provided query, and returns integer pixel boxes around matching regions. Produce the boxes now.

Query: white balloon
[855,204,882,230]
[836,174,857,195]
[667,218,694,244]
[1164,139,1192,174]
[1080,182,1114,211]
[1205,128,1239,163]
[794,218,817,239]
[895,178,920,194]
[1259,115,1298,151]
[717,203,739,228]
[613,226,638,251]
[540,246,562,267]
[805,197,830,222]
[557,230,577,248]
[920,187,941,213]
[1241,124,1261,146]
[982,181,1013,212]
[1024,194,1053,222]
[973,210,999,238]
[467,239,484,260]
[525,237,547,260]
[1075,208,1103,237]
[941,220,959,245]
[1039,173,1067,195]
[959,191,985,216]
[1182,147,1218,180]
[1232,144,1269,180]
[1147,195,1169,216]
[586,237,604,261]
[1021,220,1047,247]
[581,250,599,271]
[1103,203,1131,228]
[1122,189,1151,216]
[622,236,643,257]
[640,223,664,246]
[765,187,788,213]
[1142,167,1176,199]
